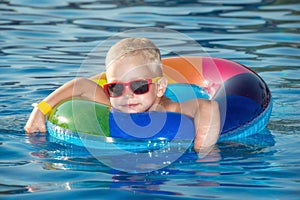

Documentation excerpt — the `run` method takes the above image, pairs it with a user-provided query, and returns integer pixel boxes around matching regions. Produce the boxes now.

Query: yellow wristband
[37,101,52,115]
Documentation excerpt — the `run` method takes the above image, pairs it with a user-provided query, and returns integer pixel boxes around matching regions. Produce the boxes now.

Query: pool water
[0,0,299,199]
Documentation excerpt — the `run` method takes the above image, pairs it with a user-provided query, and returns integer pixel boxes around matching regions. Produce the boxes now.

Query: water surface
[0,0,299,199]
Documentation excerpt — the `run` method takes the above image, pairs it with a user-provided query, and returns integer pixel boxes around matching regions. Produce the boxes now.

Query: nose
[123,85,134,98]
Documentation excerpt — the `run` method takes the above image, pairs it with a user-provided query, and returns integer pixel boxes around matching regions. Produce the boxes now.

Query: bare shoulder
[161,97,218,118]
[156,96,177,112]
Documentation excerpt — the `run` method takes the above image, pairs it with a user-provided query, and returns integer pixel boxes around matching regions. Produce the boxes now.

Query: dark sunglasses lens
[107,83,124,97]
[130,80,149,94]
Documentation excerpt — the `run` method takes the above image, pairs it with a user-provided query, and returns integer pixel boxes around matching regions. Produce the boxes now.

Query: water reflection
[20,130,276,196]
[0,0,299,198]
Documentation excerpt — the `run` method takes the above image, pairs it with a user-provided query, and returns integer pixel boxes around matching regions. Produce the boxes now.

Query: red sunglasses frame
[103,77,161,98]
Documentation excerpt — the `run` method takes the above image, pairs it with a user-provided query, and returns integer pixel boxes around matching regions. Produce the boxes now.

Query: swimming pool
[0,0,299,199]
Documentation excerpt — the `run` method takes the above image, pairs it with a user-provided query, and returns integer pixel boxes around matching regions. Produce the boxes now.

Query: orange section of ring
[162,57,206,87]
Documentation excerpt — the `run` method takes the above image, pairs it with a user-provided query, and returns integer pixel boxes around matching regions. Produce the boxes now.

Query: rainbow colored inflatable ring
[47,57,272,146]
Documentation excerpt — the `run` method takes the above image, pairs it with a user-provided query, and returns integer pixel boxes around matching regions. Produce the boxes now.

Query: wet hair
[105,38,162,76]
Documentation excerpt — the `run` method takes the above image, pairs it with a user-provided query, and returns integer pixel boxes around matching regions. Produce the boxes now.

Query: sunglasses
[103,77,161,98]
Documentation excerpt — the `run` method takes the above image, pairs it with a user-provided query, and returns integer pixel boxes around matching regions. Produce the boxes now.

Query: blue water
[1,0,299,199]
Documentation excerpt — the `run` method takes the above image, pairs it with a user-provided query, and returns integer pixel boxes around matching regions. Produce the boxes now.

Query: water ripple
[0,0,299,199]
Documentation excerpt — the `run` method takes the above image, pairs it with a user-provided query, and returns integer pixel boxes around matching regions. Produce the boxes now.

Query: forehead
[106,55,154,81]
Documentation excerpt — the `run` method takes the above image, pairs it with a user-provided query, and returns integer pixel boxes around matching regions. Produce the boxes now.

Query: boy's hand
[24,107,47,134]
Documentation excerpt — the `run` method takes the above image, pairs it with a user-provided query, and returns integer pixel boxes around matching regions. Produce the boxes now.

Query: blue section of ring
[109,110,195,140]
[47,121,86,147]
[219,98,272,141]
[165,83,209,102]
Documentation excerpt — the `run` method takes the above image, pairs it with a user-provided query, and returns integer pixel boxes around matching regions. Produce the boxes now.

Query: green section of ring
[47,99,110,137]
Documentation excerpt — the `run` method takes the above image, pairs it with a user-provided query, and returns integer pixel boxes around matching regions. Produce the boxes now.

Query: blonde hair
[105,38,162,76]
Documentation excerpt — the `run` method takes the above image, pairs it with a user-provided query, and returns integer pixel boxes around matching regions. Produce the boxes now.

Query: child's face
[106,54,164,113]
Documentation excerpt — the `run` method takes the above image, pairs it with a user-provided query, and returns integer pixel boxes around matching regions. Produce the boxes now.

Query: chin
[117,107,143,113]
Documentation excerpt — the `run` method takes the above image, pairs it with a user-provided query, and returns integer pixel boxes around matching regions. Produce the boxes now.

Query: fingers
[24,108,47,134]
[24,122,47,134]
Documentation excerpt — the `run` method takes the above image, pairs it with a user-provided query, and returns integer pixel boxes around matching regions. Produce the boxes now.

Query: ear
[156,76,168,97]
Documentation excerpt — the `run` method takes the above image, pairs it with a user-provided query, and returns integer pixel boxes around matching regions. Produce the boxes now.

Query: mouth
[122,103,139,108]
[119,103,140,113]
[123,103,139,108]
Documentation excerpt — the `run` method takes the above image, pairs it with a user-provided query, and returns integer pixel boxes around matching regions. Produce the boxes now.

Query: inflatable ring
[47,57,272,147]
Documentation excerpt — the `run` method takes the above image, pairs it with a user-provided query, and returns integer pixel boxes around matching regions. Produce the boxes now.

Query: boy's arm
[24,78,110,134]
[175,99,220,152]
[193,99,220,151]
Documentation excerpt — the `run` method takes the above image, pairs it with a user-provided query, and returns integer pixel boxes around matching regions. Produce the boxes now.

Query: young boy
[24,38,220,152]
